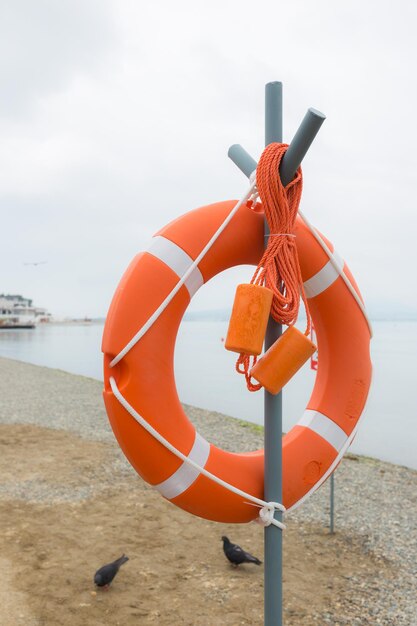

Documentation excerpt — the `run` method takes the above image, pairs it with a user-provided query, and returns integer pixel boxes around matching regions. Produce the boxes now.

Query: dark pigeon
[221,536,262,567]
[94,554,129,588]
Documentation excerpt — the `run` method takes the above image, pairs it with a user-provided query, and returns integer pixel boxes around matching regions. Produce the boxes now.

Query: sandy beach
[0,356,416,625]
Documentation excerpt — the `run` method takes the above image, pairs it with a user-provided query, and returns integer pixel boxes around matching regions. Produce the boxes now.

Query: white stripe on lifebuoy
[303,250,344,298]
[154,432,210,499]
[147,236,204,297]
[298,409,348,452]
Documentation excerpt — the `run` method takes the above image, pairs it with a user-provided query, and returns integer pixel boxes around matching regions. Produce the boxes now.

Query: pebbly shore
[0,356,416,625]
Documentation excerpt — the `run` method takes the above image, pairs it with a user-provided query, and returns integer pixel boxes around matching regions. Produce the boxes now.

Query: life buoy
[102,199,372,523]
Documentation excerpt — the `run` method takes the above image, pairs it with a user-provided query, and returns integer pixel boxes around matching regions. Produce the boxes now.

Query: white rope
[110,181,257,367]
[298,210,373,338]
[283,212,374,511]
[109,376,286,529]
[287,368,374,512]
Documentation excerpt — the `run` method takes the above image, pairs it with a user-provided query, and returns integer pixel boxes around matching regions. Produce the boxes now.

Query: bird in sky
[23,261,47,266]
[94,554,129,589]
[221,536,262,567]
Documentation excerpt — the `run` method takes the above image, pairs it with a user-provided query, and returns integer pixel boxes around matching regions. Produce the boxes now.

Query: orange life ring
[102,200,372,523]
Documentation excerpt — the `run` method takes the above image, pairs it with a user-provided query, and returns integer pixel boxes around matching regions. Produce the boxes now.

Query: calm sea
[0,320,416,470]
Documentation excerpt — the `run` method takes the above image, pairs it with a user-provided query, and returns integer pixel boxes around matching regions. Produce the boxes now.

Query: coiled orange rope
[236,142,312,391]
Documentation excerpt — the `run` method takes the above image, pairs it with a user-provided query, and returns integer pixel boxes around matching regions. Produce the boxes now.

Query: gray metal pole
[228,109,326,184]
[265,81,283,147]
[264,80,284,626]
[279,108,326,186]
[228,144,257,178]
[227,91,325,626]
[330,472,335,534]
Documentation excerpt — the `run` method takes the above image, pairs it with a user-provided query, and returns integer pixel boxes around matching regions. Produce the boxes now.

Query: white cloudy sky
[1,0,415,318]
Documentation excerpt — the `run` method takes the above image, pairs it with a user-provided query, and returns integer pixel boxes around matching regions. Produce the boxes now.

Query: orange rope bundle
[236,142,312,390]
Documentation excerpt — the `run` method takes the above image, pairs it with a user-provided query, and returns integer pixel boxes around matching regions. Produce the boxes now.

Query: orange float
[102,199,372,523]
[225,284,273,356]
[250,326,317,395]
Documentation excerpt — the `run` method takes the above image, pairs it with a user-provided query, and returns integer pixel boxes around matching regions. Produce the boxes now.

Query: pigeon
[94,554,129,588]
[221,536,262,567]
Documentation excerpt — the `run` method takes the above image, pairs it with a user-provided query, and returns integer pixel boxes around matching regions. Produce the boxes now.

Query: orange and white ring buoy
[102,200,372,523]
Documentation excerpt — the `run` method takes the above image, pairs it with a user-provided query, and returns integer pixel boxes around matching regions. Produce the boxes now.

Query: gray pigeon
[94,554,129,588]
[221,536,262,566]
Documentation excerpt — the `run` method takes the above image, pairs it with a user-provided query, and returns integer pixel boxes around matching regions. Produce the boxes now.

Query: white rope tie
[109,376,286,530]
[256,502,285,527]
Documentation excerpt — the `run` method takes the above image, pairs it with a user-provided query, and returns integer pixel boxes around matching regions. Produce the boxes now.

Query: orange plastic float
[225,284,273,356]
[102,199,372,523]
[250,326,317,395]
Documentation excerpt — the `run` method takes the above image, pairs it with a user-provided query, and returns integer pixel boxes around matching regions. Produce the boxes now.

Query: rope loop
[252,142,310,330]
[236,354,262,392]
[236,143,313,390]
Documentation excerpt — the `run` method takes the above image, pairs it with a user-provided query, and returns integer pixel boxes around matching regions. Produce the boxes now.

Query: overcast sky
[1,0,416,319]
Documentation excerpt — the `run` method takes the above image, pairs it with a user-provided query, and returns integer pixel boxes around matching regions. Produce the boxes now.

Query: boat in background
[0,294,50,329]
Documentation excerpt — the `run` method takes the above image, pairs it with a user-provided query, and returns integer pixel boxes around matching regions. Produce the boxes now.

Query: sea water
[0,320,416,470]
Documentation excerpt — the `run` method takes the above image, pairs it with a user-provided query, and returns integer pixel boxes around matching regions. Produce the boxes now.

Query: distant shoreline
[0,354,415,473]
[27,314,417,323]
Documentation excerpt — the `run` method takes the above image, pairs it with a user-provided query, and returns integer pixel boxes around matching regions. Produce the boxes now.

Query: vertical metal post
[330,472,335,534]
[227,92,325,626]
[264,80,283,626]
